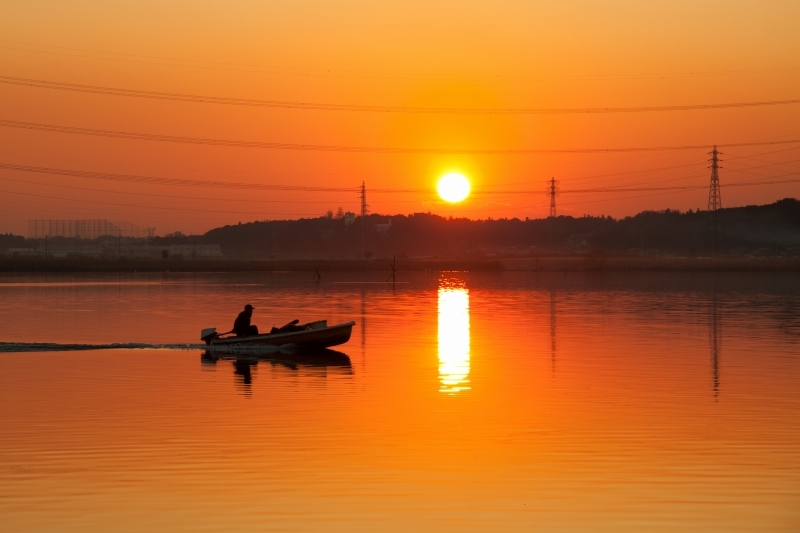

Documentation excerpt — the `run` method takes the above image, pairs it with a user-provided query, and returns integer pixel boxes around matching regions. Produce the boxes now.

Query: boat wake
[0,342,315,355]
[0,342,352,369]
[0,342,208,352]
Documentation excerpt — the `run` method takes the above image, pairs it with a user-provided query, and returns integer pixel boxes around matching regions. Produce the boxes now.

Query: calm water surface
[0,271,798,532]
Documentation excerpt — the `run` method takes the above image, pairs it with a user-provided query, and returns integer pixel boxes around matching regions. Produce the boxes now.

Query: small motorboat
[200,319,355,349]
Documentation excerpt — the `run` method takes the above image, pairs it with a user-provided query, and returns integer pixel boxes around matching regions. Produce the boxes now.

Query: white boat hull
[206,321,355,349]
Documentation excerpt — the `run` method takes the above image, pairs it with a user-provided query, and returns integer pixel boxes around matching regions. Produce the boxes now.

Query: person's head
[244,304,254,314]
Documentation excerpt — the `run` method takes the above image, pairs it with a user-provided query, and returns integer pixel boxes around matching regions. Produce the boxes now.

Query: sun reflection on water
[438,277,470,394]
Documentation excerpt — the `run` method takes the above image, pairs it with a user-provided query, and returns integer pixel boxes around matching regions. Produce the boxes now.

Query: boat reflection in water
[438,276,471,393]
[201,348,352,392]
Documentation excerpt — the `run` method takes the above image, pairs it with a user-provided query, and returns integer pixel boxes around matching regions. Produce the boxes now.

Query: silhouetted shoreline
[1,256,798,273]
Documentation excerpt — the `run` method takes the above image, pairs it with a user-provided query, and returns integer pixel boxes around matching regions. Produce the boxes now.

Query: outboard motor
[200,328,218,345]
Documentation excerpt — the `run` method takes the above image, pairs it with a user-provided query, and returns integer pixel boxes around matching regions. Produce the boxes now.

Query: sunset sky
[1,0,798,236]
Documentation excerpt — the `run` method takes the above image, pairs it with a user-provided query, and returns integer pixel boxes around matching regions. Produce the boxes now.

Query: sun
[437,173,470,203]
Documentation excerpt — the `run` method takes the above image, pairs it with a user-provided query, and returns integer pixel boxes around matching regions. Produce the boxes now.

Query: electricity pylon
[547,177,559,218]
[706,146,723,254]
[359,181,369,258]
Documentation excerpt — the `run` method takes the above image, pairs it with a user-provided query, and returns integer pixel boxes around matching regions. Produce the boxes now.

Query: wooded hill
[201,198,800,259]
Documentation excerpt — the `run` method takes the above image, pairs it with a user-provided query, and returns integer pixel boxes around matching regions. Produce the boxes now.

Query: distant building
[373,218,392,235]
[169,244,223,259]
[565,235,588,251]
[35,244,103,258]
[4,248,37,257]
[115,245,164,259]
[344,212,355,226]
[194,244,223,257]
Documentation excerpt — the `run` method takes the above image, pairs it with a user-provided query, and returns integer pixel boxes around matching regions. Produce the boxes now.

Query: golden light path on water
[437,277,470,393]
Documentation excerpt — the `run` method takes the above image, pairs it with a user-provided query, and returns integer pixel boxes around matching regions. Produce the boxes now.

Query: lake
[1,271,798,532]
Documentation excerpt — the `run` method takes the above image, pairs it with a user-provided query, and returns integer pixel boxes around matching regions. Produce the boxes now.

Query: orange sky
[1,0,799,235]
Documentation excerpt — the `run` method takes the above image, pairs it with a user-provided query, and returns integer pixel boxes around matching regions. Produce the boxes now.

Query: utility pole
[359,181,369,258]
[706,146,723,254]
[546,177,559,218]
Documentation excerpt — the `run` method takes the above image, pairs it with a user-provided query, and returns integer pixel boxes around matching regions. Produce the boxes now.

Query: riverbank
[1,256,799,272]
[502,256,800,271]
[0,257,504,273]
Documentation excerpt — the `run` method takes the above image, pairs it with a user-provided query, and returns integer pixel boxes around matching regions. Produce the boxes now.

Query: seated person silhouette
[233,304,259,336]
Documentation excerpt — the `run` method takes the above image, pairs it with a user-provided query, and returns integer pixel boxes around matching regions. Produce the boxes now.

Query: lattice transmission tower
[706,146,723,254]
[359,181,369,257]
[546,177,560,218]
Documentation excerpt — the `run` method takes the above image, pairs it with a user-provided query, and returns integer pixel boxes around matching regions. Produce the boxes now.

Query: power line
[443,170,800,195]
[3,75,799,115]
[559,188,700,207]
[493,146,800,188]
[2,160,796,200]
[0,175,357,204]
[566,147,800,186]
[555,157,800,192]
[507,158,705,186]
[726,174,800,187]
[549,175,800,207]
[3,119,800,155]
[690,157,800,174]
[0,188,319,216]
[723,144,800,161]
[3,175,794,221]
[25,139,788,188]
[0,162,358,192]
[3,39,799,81]
[0,160,434,195]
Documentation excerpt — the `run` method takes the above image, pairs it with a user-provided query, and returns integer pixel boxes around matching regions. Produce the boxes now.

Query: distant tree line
[202,198,800,258]
[3,198,798,258]
[0,233,25,250]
